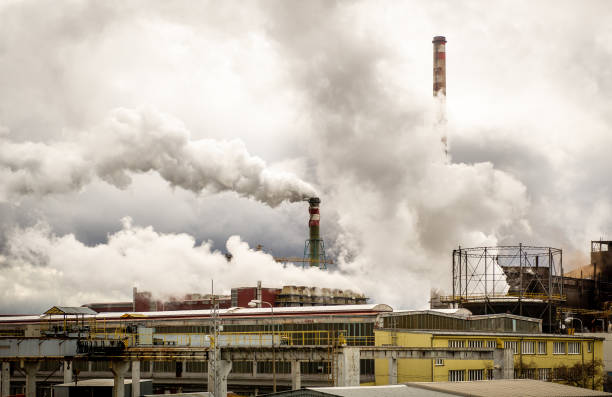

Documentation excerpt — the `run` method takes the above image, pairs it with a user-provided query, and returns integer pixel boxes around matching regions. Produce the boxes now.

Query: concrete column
[63,361,73,384]
[388,355,398,385]
[207,361,213,394]
[23,361,40,397]
[131,361,140,397]
[336,347,360,387]
[291,360,301,390]
[110,361,130,397]
[207,360,232,397]
[493,348,514,379]
[1,362,10,397]
[252,360,257,377]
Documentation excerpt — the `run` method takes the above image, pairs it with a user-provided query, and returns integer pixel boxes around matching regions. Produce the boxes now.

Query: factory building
[83,283,368,315]
[376,310,603,387]
[0,305,606,395]
[0,304,388,396]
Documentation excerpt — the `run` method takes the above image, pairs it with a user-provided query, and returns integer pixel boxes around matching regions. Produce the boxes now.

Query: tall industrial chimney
[432,36,447,97]
[301,197,328,269]
[433,35,448,151]
[308,197,321,264]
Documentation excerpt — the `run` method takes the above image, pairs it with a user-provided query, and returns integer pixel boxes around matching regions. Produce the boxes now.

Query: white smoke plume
[0,107,316,207]
[0,217,355,313]
[262,1,531,305]
[1,1,611,313]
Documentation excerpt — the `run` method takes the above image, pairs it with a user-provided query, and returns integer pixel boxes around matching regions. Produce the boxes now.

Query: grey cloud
[1,1,612,311]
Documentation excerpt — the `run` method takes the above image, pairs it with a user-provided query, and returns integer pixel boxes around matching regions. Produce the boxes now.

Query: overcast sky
[1,0,611,313]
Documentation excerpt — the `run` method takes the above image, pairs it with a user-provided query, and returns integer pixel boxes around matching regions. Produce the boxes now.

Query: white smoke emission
[1,1,611,312]
[0,107,316,207]
[262,1,531,306]
[0,218,355,313]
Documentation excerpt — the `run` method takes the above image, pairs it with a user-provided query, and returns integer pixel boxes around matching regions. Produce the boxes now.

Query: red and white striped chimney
[433,36,447,97]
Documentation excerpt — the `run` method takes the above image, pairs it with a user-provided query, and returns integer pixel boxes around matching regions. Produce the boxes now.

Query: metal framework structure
[302,240,330,270]
[274,256,334,269]
[443,245,565,330]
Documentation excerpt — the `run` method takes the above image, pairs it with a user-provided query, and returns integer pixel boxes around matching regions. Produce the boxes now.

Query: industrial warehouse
[0,303,607,396]
[1,6,612,395]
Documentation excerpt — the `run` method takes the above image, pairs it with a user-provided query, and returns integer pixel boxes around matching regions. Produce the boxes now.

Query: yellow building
[374,311,604,390]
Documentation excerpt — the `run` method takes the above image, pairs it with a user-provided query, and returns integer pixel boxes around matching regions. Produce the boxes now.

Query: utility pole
[211,280,220,396]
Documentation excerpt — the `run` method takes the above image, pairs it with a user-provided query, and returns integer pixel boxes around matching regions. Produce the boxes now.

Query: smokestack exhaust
[433,36,447,97]
[308,197,321,263]
[302,197,328,269]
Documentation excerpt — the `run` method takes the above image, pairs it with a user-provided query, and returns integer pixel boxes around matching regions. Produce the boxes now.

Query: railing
[0,331,24,337]
[440,293,566,303]
[86,330,375,348]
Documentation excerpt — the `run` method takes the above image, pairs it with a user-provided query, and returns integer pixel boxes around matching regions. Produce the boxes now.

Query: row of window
[448,339,496,349]
[449,368,554,382]
[448,369,491,381]
[515,368,579,381]
[45,359,372,376]
[448,339,591,355]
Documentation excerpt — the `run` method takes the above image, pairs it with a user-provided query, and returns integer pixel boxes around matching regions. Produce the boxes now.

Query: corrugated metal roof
[383,329,604,340]
[0,304,392,323]
[407,379,612,396]
[44,306,97,315]
[90,303,392,319]
[308,385,456,397]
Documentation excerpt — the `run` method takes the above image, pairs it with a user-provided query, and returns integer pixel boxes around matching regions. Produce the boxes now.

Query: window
[553,367,564,380]
[435,358,444,366]
[538,341,547,354]
[40,361,60,371]
[449,340,465,348]
[74,361,89,371]
[468,340,483,348]
[468,369,484,381]
[568,342,581,354]
[588,342,593,353]
[153,361,174,373]
[257,361,291,374]
[522,341,535,354]
[487,369,494,380]
[518,368,535,379]
[486,340,497,349]
[91,361,109,372]
[186,361,207,373]
[538,368,551,381]
[360,359,374,376]
[504,341,518,354]
[448,370,465,382]
[232,361,253,373]
[553,342,566,354]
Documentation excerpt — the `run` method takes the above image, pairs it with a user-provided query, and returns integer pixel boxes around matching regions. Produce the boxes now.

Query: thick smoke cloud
[260,1,530,305]
[0,218,355,313]
[0,108,316,207]
[0,1,611,312]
